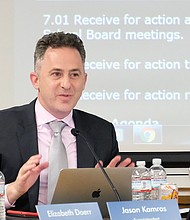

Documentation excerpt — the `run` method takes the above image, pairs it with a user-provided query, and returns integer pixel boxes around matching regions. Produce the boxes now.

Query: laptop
[51,167,134,218]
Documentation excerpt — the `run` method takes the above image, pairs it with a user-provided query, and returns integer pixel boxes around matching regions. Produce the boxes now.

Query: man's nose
[60,76,71,89]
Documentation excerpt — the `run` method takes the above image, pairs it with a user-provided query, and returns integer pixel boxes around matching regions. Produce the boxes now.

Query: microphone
[71,128,121,201]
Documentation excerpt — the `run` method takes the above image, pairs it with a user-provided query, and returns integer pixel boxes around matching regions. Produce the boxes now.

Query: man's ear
[82,72,87,90]
[30,72,39,90]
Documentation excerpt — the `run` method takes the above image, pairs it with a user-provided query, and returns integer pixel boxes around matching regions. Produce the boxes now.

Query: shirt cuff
[5,184,15,209]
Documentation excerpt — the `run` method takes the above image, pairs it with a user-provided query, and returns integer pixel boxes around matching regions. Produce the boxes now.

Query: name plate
[36,202,102,220]
[107,199,181,220]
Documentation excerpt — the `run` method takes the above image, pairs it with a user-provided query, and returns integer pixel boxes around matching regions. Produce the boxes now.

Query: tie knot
[49,121,66,133]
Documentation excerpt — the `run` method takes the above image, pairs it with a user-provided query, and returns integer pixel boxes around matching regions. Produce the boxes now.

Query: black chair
[186,210,190,220]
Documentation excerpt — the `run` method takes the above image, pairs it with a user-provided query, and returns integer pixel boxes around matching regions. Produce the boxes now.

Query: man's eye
[71,72,80,78]
[52,72,61,77]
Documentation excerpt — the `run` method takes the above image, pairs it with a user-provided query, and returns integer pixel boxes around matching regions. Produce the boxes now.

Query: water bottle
[132,161,151,200]
[0,171,5,220]
[149,158,167,200]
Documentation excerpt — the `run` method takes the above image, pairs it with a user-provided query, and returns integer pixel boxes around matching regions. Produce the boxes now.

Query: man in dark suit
[0,32,134,212]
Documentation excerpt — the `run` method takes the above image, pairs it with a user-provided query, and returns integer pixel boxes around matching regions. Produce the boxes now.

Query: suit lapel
[76,131,96,168]
[17,122,38,163]
[73,110,96,168]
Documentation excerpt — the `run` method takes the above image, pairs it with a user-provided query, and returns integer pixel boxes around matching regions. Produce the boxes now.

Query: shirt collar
[35,99,74,128]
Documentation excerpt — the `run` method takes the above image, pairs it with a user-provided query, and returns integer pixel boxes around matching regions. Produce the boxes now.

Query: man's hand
[7,154,48,205]
[95,155,135,168]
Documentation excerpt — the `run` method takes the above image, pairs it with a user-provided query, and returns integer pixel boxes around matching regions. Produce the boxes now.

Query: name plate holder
[36,202,102,220]
[107,199,181,220]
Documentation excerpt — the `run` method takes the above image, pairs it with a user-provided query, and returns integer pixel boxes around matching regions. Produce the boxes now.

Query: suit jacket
[0,99,119,211]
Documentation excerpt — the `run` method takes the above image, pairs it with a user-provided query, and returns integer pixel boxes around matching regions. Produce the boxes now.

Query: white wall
[0,0,14,109]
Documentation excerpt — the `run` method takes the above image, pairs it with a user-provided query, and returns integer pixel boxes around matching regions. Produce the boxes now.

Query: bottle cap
[136,161,146,166]
[152,158,162,165]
